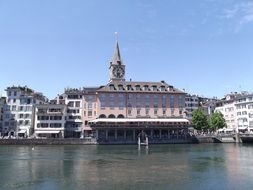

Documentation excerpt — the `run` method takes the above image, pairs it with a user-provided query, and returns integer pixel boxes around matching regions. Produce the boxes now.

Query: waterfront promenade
[1,133,253,145]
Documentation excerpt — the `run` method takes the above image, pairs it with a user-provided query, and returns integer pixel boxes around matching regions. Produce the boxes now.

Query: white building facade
[34,103,66,138]
[3,86,46,137]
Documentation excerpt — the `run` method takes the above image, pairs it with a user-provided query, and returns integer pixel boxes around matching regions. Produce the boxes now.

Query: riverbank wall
[0,139,97,145]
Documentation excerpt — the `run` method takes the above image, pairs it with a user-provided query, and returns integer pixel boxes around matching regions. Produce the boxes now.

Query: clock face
[113,66,125,78]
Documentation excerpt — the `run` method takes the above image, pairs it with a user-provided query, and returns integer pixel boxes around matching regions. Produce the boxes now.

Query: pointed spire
[111,41,122,65]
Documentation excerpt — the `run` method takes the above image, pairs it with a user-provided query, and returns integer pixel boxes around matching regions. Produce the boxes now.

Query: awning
[18,129,27,133]
[83,126,92,131]
[218,128,224,132]
[225,128,234,132]
[35,131,60,134]
[89,118,189,124]
[238,127,248,130]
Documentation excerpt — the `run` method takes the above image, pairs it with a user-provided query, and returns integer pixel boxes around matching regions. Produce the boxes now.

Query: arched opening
[108,114,116,118]
[117,114,124,118]
[99,114,106,118]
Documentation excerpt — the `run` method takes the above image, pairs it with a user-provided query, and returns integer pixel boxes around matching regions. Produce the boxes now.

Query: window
[163,109,166,115]
[170,95,174,108]
[13,99,16,103]
[84,111,86,117]
[154,109,158,115]
[75,101,80,107]
[248,104,253,109]
[144,85,149,91]
[100,102,105,109]
[88,102,92,109]
[145,109,149,115]
[128,109,132,115]
[119,102,124,109]
[109,101,114,109]
[8,91,11,96]
[68,101,74,107]
[109,85,115,91]
[27,99,31,104]
[135,85,141,91]
[160,86,165,91]
[19,106,24,111]
[137,109,141,115]
[12,105,16,111]
[242,111,247,115]
[118,85,124,90]
[178,96,184,108]
[127,85,132,91]
[152,86,157,91]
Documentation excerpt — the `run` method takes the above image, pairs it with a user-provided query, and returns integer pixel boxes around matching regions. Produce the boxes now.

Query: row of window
[236,97,253,103]
[37,116,63,120]
[109,84,168,92]
[4,105,32,112]
[236,104,253,109]
[37,123,62,128]
[18,120,30,126]
[126,109,182,116]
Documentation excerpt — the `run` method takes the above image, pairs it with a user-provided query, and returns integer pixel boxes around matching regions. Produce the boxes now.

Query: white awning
[18,129,27,133]
[238,127,247,130]
[218,128,224,132]
[89,118,189,124]
[83,126,92,131]
[225,128,234,132]
[35,131,60,134]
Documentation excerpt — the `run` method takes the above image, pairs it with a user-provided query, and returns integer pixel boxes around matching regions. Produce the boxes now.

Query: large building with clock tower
[86,41,191,144]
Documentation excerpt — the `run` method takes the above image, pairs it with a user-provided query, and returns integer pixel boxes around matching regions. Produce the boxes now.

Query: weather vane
[115,31,118,41]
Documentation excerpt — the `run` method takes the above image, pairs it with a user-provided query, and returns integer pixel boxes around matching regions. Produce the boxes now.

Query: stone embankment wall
[0,139,97,145]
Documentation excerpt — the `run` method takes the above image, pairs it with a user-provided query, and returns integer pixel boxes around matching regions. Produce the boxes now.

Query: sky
[0,0,253,99]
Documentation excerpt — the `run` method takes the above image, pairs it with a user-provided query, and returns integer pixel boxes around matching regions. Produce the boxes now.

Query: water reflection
[0,144,253,190]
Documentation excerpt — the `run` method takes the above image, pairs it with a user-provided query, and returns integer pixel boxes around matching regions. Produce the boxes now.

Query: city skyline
[1,0,253,99]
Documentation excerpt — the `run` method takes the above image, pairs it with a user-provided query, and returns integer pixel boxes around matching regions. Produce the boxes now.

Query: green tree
[209,111,226,131]
[192,109,209,130]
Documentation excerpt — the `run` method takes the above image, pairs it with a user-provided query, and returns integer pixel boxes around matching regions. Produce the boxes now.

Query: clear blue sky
[0,0,253,99]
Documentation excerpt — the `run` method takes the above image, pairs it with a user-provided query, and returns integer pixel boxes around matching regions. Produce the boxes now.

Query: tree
[209,111,226,131]
[192,109,209,130]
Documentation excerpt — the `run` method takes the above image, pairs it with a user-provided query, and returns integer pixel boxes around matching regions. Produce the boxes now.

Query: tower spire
[111,39,122,65]
[109,34,125,82]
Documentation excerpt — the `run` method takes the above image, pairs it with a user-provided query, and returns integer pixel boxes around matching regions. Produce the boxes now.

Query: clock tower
[109,41,125,82]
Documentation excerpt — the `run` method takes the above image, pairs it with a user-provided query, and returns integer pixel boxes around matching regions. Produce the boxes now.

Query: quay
[1,133,253,145]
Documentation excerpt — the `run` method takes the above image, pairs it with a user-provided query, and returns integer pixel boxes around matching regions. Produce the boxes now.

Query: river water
[0,144,253,190]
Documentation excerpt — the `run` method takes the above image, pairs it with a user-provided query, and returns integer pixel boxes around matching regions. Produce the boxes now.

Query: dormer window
[168,85,173,91]
[152,86,157,91]
[118,85,124,91]
[109,85,115,91]
[127,85,132,91]
[160,86,165,92]
[144,85,149,91]
[135,85,141,91]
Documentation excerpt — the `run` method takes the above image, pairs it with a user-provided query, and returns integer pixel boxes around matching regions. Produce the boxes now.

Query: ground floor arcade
[88,118,191,144]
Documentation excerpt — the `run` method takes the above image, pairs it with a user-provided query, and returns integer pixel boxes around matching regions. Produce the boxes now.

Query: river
[0,144,253,190]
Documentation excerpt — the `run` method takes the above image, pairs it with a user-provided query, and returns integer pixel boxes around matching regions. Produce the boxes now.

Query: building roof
[97,80,185,94]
